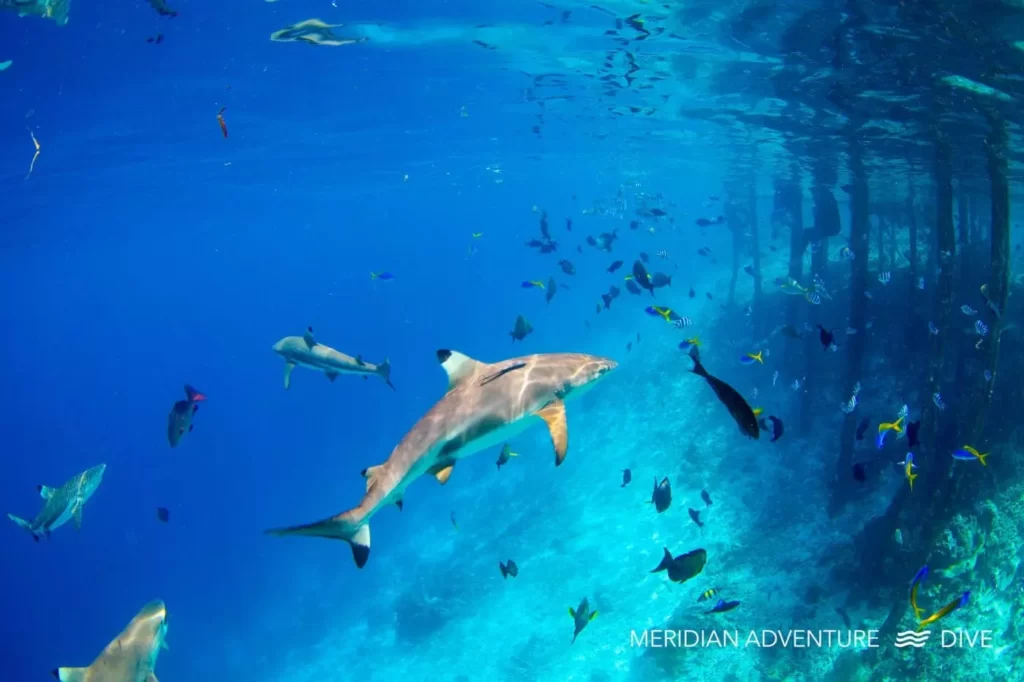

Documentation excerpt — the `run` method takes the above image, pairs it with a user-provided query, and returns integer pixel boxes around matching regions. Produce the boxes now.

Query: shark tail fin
[265,514,371,568]
[378,357,395,391]
[53,668,88,682]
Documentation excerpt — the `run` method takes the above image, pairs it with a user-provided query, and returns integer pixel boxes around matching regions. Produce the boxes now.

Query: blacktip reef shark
[53,599,168,682]
[272,326,394,391]
[8,463,106,541]
[267,348,616,567]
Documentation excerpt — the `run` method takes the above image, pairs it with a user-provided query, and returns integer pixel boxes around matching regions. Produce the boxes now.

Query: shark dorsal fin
[436,349,485,389]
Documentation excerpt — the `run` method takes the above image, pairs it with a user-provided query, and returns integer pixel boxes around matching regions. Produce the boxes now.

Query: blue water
[5,3,1016,682]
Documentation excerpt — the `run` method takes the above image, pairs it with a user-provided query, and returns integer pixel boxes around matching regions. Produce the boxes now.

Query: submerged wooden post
[749,179,763,331]
[803,161,836,433]
[828,135,869,517]
[726,180,742,308]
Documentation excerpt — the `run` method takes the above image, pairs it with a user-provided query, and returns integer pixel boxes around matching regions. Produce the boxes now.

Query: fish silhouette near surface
[52,599,169,682]
[272,327,394,390]
[8,464,106,542]
[167,384,206,447]
[266,349,617,567]
[569,597,599,643]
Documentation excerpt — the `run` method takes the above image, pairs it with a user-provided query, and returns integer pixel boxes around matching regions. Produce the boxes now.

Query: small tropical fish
[521,280,545,289]
[650,477,672,512]
[509,315,533,342]
[651,547,707,584]
[917,591,970,631]
[933,392,946,410]
[906,420,921,448]
[450,510,458,531]
[929,321,940,335]
[878,271,891,285]
[961,305,977,316]
[371,271,395,281]
[758,415,784,442]
[633,260,656,296]
[568,597,599,644]
[689,287,696,298]
[499,559,519,579]
[917,277,925,290]
[876,429,889,450]
[156,507,170,523]
[750,387,759,400]
[217,107,228,138]
[805,292,821,305]
[739,351,764,365]
[672,317,693,329]
[679,337,701,351]
[558,259,576,275]
[984,370,993,381]
[607,260,624,273]
[706,599,740,614]
[817,325,836,350]
[657,249,669,259]
[909,566,928,620]
[621,469,631,487]
[645,306,680,323]
[688,508,704,529]
[879,415,905,435]
[840,394,858,414]
[952,445,989,465]
[901,453,918,491]
[975,320,988,336]
[898,404,908,419]
[496,443,518,470]
[698,587,721,602]
[168,384,206,447]
[792,378,801,391]
[472,232,483,238]
[688,346,759,439]
[839,246,855,260]
[772,369,778,386]
[701,489,712,507]
[697,247,712,257]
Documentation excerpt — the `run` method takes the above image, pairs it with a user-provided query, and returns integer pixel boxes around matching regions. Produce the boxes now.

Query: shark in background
[272,326,394,390]
[8,463,106,541]
[53,599,169,682]
[267,348,616,567]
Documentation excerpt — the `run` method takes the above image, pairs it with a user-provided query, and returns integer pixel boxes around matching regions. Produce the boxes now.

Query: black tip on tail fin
[351,542,370,568]
[437,349,452,363]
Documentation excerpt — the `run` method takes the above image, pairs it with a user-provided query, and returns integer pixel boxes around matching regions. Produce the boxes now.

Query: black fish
[586,236,597,247]
[539,241,557,254]
[651,477,671,512]
[156,507,170,523]
[601,293,613,309]
[650,273,672,288]
[817,325,835,350]
[630,220,640,230]
[546,277,557,304]
[565,217,572,232]
[689,288,696,299]
[558,259,576,275]
[539,211,551,240]
[625,280,642,295]
[701,489,712,507]
[687,346,759,439]
[632,260,655,296]
[608,285,620,299]
[608,260,624,273]
[147,0,178,17]
[651,547,706,583]
[621,469,631,487]
[640,252,650,263]
[649,208,666,217]
[595,230,617,251]
[852,463,867,482]
[856,417,871,440]
[499,559,519,579]
[706,292,713,300]
[509,315,533,342]
[906,420,921,448]
[757,415,784,443]
[167,384,206,448]
[744,265,755,276]
[688,508,704,528]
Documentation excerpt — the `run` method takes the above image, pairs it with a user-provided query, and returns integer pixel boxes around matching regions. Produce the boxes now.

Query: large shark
[53,600,169,682]
[8,463,106,541]
[272,327,394,391]
[267,348,616,567]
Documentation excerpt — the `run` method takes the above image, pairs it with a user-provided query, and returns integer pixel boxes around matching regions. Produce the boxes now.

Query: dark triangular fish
[651,476,671,512]
[688,508,704,528]
[757,415,785,443]
[651,547,706,583]
[632,260,655,296]
[509,315,533,343]
[499,559,519,578]
[687,347,758,439]
[539,211,551,240]
[607,260,623,273]
[621,469,631,487]
[701,489,712,507]
[546,277,557,304]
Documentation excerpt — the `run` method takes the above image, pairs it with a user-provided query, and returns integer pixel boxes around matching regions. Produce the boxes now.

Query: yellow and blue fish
[371,271,395,281]
[678,336,701,351]
[952,445,989,465]
[697,587,721,603]
[909,565,969,631]
[900,453,918,491]
[739,351,763,365]
[521,280,546,289]
[645,306,681,324]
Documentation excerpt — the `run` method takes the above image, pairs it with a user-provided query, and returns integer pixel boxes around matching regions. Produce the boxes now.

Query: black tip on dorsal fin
[36,485,42,493]
[437,349,452,363]
[51,670,59,680]
[307,326,314,333]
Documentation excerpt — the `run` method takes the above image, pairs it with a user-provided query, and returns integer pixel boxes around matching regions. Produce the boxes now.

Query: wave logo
[894,630,931,648]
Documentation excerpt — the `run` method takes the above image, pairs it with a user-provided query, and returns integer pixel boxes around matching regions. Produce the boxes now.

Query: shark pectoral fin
[434,465,454,485]
[161,639,170,650]
[8,513,32,532]
[72,504,83,530]
[536,400,569,466]
[283,362,296,390]
[303,327,316,349]
[361,465,384,493]
[37,485,55,500]
[53,667,88,682]
[325,371,339,383]
[355,354,365,366]
[436,349,485,390]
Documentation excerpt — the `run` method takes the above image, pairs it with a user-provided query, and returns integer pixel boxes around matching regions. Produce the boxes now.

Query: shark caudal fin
[265,515,371,568]
[378,357,395,391]
[52,667,88,682]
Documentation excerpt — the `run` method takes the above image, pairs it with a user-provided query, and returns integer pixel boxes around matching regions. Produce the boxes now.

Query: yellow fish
[472,232,483,238]
[878,415,905,435]
[753,407,764,417]
[742,351,764,365]
[917,592,969,631]
[521,280,546,289]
